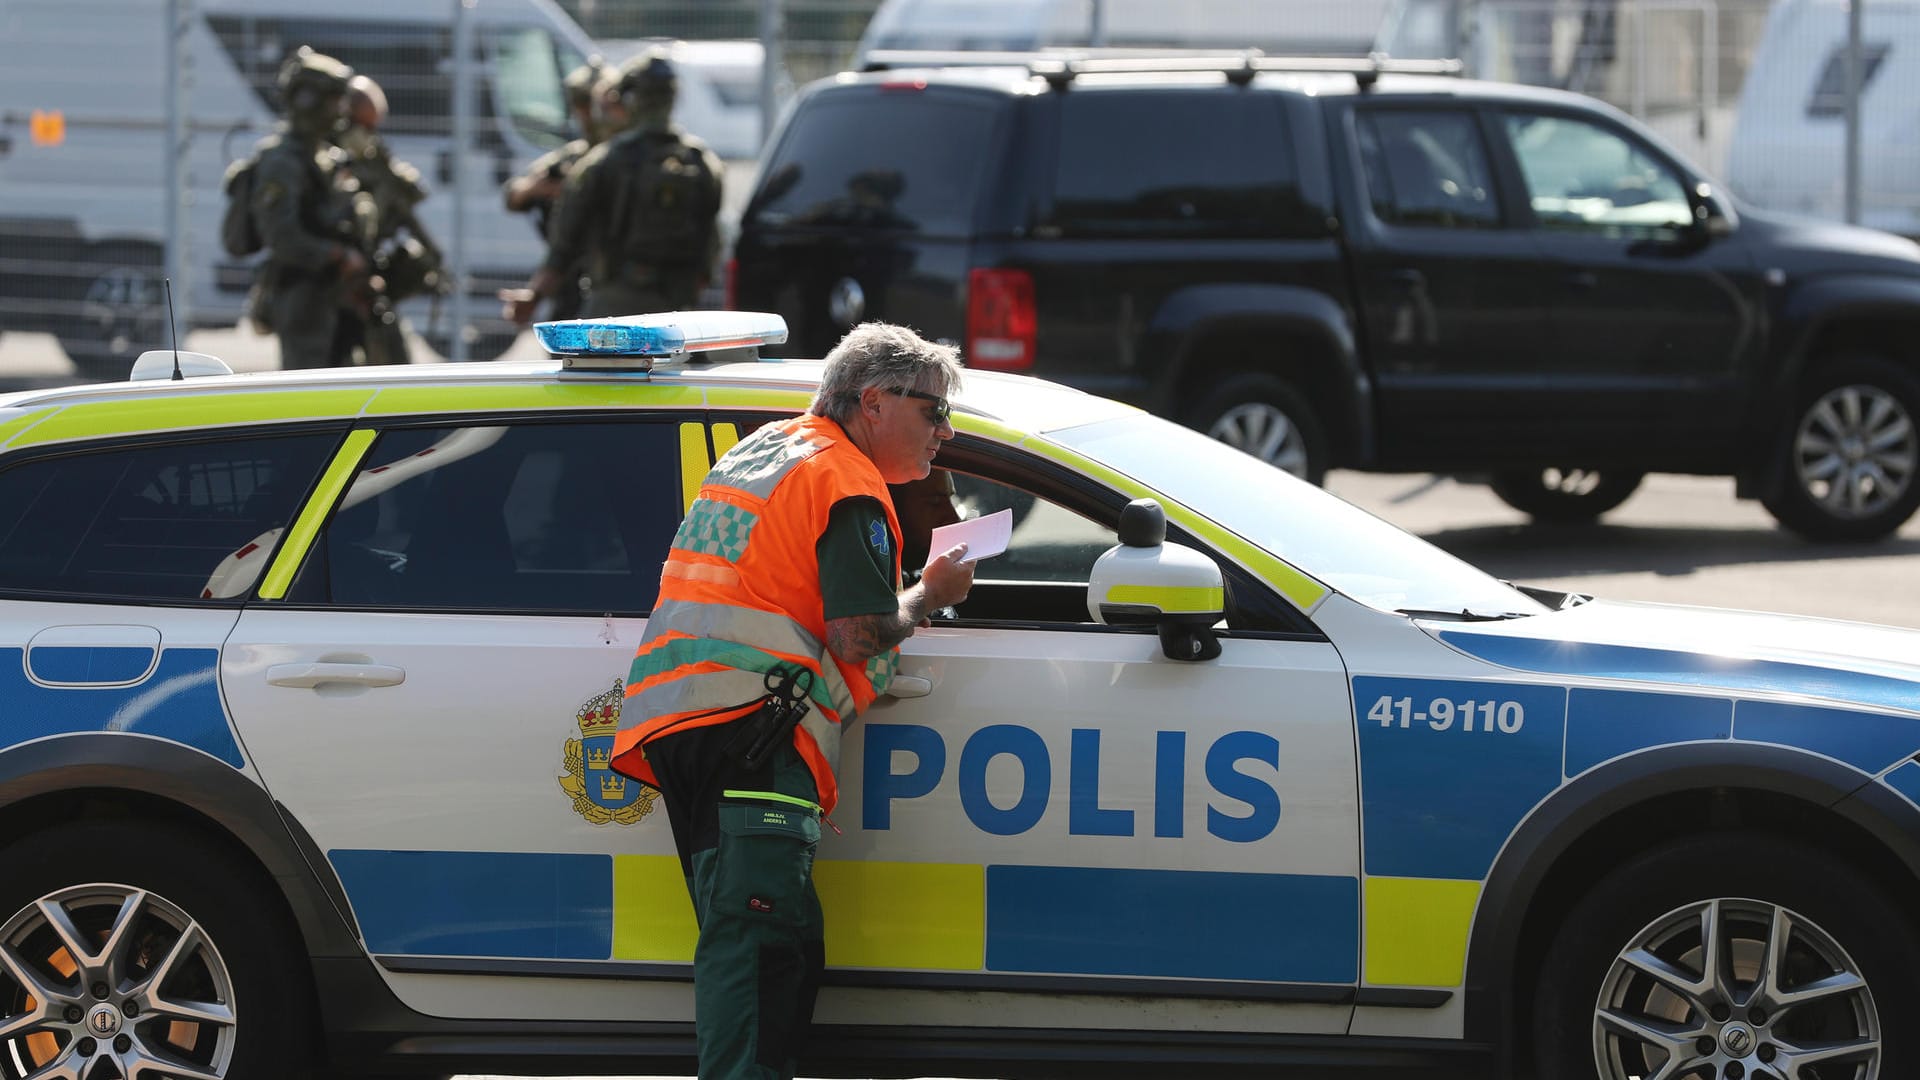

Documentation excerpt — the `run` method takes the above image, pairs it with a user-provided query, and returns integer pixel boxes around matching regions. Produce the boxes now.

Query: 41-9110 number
[1366,694,1525,734]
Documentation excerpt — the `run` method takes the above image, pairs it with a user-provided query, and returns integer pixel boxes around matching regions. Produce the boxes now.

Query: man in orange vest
[610,322,976,1079]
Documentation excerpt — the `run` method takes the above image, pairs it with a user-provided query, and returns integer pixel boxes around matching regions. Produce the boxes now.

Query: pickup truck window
[1502,113,1691,233]
[1356,109,1501,229]
[747,95,997,236]
[1051,91,1312,238]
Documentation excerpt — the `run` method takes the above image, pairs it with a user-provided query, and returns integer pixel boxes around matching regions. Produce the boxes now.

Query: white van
[0,0,596,377]
[1727,0,1920,237]
[853,0,1393,67]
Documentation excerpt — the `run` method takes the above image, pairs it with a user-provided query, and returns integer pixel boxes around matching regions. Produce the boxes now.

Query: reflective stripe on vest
[613,413,902,814]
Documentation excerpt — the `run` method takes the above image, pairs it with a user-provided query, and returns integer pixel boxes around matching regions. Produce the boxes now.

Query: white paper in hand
[927,508,1013,564]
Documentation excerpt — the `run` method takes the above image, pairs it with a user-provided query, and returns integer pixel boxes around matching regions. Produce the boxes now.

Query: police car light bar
[536,311,789,372]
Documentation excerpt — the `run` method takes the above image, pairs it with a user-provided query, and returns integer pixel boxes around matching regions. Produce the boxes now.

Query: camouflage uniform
[541,50,723,318]
[339,75,440,365]
[250,49,364,370]
[503,60,605,322]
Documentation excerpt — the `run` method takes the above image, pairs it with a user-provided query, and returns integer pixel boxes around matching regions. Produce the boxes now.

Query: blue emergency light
[536,310,789,372]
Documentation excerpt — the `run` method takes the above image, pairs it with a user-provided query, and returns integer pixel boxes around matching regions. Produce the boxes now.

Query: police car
[0,312,1912,1080]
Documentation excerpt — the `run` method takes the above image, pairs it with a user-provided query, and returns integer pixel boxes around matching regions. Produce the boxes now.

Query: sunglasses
[887,387,952,425]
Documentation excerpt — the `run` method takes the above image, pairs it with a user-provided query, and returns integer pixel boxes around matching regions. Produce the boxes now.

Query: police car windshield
[1049,416,1550,618]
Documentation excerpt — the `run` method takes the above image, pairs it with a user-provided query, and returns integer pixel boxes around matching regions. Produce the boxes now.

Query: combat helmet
[278,47,354,134]
[615,47,678,130]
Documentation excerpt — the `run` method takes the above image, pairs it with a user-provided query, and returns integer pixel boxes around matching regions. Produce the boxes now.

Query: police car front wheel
[0,820,316,1079]
[1534,831,1917,1080]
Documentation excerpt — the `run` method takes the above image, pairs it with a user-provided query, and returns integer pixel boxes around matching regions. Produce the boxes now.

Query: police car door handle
[266,662,407,689]
[886,674,933,699]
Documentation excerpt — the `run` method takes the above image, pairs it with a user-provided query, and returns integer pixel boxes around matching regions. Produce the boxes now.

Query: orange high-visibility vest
[610,413,902,813]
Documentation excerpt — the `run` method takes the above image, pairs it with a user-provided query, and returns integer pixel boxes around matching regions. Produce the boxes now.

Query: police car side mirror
[1088,499,1226,662]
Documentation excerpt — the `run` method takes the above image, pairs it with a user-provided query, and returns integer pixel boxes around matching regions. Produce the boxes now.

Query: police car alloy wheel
[1534,832,1916,1080]
[0,822,312,1079]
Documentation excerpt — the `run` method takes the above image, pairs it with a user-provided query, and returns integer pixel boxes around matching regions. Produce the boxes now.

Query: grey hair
[809,322,964,424]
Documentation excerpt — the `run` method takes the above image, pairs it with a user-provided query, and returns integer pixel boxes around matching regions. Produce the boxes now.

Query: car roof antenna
[164,276,183,381]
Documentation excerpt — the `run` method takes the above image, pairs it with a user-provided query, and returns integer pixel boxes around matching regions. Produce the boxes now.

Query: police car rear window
[747,93,999,235]
[0,433,337,602]
[288,420,681,614]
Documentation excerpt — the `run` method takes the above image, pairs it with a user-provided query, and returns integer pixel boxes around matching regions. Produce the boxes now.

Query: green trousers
[649,721,825,1080]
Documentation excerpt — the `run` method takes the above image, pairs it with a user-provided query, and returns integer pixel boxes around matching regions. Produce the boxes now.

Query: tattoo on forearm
[827,590,929,665]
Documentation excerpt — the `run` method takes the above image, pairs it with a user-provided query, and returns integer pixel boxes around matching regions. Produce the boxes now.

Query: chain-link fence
[1,0,1911,383]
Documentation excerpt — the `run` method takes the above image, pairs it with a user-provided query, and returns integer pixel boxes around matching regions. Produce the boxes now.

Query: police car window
[745,95,998,235]
[290,421,681,613]
[1051,91,1316,238]
[1357,109,1502,229]
[1502,112,1691,233]
[0,433,337,602]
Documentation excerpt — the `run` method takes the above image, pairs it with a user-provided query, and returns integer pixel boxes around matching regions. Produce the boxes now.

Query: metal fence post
[166,0,193,329]
[759,0,784,155]
[450,0,473,361]
[1845,0,1863,225]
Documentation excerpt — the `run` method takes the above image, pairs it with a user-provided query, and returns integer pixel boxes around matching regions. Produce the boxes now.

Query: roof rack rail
[860,48,1462,91]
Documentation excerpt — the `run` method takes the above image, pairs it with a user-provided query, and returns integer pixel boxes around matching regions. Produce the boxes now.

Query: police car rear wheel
[0,821,314,1079]
[1535,832,1915,1080]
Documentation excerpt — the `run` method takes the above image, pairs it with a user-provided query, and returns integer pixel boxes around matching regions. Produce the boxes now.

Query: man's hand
[919,543,975,611]
[825,543,976,665]
[498,287,539,326]
[499,266,561,326]
[336,247,369,283]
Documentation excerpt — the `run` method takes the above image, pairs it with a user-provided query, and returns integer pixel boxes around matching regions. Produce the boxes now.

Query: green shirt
[818,496,899,621]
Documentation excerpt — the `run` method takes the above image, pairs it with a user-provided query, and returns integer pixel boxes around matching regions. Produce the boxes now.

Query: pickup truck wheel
[1534,832,1913,1080]
[0,821,316,1080]
[1762,357,1920,541]
[1488,468,1642,523]
[1190,374,1327,484]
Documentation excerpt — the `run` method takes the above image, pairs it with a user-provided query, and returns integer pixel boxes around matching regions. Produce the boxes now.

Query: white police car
[0,312,1913,1079]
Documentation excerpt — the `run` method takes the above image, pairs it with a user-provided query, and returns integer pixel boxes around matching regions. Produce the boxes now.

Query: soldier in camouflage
[248,47,370,369]
[338,74,443,365]
[502,48,723,324]
[502,58,606,322]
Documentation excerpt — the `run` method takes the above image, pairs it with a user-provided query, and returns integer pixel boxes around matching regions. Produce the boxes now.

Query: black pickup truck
[733,54,1920,541]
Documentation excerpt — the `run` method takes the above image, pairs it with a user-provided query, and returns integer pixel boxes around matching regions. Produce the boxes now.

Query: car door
[806,436,1361,1037]
[1491,107,1766,462]
[1339,102,1563,469]
[222,411,703,1022]
[0,428,340,769]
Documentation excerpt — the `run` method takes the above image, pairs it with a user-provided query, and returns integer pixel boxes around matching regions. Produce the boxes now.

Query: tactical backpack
[220,156,263,258]
[621,135,720,264]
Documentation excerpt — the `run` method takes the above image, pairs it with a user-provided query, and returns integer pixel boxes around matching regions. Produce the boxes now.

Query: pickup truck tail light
[723,257,738,310]
[966,267,1035,370]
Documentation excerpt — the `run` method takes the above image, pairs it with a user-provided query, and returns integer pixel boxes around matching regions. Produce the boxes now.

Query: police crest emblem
[559,679,657,825]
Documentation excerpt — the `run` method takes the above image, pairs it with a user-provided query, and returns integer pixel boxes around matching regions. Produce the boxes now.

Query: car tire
[1488,468,1643,523]
[1189,373,1328,484]
[1761,356,1920,542]
[1534,831,1915,1080]
[0,820,317,1079]
[56,242,168,383]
